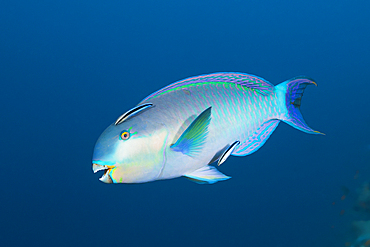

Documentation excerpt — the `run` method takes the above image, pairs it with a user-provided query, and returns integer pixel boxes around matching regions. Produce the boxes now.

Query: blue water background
[1,1,370,246]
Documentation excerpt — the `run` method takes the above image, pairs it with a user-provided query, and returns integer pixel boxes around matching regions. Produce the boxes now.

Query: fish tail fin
[276,76,323,135]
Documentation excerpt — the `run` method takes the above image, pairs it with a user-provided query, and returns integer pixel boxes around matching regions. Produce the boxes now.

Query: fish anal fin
[184,166,231,184]
[171,107,211,157]
[233,119,279,156]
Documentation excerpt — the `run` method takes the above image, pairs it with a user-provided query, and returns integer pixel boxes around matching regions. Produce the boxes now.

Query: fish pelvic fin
[276,76,324,135]
[171,107,212,157]
[184,165,231,184]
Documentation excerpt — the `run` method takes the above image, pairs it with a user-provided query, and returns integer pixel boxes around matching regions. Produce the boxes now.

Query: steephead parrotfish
[92,72,322,184]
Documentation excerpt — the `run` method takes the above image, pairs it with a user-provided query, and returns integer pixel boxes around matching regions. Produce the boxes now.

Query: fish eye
[120,131,130,140]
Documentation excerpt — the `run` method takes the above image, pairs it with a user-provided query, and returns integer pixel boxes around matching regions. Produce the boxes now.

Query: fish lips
[92,161,116,183]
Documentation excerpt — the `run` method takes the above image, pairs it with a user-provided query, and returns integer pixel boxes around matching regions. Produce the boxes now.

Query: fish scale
[142,80,278,172]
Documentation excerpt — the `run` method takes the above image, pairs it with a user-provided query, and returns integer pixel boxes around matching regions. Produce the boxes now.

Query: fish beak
[92,163,116,183]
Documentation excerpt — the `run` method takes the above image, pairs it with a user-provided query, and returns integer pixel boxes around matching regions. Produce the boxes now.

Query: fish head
[92,117,169,183]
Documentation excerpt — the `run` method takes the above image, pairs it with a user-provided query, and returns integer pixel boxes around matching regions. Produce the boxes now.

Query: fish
[92,72,322,184]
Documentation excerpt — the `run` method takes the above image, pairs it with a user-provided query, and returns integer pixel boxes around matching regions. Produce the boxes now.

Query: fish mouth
[92,163,116,183]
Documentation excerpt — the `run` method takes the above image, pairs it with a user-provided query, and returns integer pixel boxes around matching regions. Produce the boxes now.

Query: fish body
[92,72,321,184]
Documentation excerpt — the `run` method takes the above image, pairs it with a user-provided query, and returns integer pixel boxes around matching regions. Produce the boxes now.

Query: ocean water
[1,0,370,246]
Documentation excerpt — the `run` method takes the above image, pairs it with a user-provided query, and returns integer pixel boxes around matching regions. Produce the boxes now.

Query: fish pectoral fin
[170,107,211,157]
[217,141,240,166]
[183,165,231,184]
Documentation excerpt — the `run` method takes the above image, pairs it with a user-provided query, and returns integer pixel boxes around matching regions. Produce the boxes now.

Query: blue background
[1,1,370,246]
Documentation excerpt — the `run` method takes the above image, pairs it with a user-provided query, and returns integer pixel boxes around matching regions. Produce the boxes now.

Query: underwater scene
[1,0,370,246]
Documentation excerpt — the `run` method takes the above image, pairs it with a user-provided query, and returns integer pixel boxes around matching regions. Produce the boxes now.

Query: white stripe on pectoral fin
[183,165,231,184]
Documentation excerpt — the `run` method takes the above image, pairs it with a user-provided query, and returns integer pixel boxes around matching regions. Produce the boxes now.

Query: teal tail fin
[278,76,323,135]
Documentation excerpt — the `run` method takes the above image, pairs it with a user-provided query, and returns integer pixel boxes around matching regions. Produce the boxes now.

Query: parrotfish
[92,72,322,184]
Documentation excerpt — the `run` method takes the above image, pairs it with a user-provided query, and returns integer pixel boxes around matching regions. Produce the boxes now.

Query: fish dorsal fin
[115,103,153,125]
[142,72,274,101]
[217,141,240,166]
[184,166,231,184]
[215,73,274,95]
[170,107,211,157]
[233,119,279,156]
